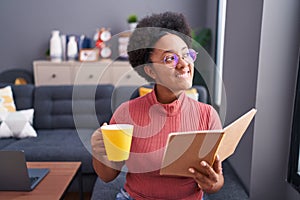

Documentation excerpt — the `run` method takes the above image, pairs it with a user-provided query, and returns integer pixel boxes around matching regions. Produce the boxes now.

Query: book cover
[160,108,257,177]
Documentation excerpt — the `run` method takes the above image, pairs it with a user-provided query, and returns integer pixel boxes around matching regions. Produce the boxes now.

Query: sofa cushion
[33,84,114,129]
[0,138,17,149]
[2,129,94,174]
[192,85,208,103]
[111,85,140,112]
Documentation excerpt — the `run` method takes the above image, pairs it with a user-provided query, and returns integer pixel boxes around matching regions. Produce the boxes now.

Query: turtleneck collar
[147,88,187,117]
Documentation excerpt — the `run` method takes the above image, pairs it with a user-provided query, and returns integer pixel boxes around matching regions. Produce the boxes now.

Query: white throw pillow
[185,88,199,101]
[0,109,37,138]
[186,92,199,101]
[0,86,16,112]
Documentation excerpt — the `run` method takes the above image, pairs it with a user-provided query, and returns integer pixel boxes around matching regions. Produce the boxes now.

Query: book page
[217,108,257,161]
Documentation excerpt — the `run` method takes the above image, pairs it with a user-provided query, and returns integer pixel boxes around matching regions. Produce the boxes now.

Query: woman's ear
[144,65,156,80]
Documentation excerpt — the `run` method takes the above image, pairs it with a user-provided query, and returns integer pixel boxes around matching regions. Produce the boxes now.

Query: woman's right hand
[91,123,107,162]
[91,123,124,180]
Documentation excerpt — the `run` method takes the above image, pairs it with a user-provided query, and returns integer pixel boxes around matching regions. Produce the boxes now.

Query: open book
[160,108,257,177]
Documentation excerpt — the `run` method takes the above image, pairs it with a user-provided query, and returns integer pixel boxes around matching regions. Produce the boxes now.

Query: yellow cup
[101,124,134,161]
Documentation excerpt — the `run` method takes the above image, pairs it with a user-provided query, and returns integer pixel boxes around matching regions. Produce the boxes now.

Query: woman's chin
[181,80,193,89]
[174,82,193,92]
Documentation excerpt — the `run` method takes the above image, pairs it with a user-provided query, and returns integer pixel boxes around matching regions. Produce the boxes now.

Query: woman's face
[147,34,194,94]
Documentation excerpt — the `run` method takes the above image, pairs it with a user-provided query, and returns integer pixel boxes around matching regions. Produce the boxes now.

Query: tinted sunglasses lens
[188,49,197,61]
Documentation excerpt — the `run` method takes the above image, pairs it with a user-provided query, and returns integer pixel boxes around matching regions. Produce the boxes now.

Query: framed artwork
[79,49,99,62]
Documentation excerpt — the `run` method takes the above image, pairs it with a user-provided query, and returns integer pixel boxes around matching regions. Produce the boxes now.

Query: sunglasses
[156,49,198,68]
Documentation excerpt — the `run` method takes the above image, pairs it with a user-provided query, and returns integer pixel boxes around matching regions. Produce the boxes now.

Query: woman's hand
[188,155,224,193]
[91,123,124,182]
[91,123,108,162]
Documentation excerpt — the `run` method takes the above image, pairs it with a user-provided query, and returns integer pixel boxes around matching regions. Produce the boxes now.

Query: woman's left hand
[188,155,224,193]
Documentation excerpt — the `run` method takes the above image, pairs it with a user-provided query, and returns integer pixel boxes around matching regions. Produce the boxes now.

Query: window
[288,53,300,193]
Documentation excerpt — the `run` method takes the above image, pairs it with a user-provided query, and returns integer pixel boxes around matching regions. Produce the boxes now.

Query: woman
[91,12,224,200]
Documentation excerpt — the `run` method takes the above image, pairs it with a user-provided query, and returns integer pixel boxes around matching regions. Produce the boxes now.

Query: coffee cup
[101,124,133,161]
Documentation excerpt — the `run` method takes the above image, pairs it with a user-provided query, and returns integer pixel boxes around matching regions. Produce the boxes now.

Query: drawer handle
[89,74,94,79]
[126,75,131,79]
[52,74,56,78]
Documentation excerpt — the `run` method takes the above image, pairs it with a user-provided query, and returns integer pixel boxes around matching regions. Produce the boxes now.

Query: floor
[64,192,91,200]
[204,160,249,200]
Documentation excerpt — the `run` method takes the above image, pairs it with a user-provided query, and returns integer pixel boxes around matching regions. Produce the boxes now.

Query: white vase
[50,30,62,62]
[67,36,78,61]
[129,22,138,31]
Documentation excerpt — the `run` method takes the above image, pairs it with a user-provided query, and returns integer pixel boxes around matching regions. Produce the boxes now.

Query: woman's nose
[175,57,191,68]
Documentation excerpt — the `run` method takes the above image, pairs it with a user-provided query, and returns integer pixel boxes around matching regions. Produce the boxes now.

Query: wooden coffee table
[0,161,82,200]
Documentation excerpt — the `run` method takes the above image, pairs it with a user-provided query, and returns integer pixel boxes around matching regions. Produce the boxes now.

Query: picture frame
[79,48,99,62]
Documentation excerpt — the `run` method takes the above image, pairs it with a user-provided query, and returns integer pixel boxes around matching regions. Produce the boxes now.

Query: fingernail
[201,161,206,167]
[188,168,195,173]
[216,155,220,160]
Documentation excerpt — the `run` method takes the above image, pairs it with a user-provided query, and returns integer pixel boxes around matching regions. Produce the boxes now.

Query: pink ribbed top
[110,90,222,200]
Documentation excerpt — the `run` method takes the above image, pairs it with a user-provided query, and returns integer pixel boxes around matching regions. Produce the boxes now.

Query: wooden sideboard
[33,60,147,86]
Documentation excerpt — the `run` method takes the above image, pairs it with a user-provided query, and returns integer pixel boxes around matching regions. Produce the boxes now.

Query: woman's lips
[176,70,190,78]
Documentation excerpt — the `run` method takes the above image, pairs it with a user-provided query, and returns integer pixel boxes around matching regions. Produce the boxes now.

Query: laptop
[0,150,49,191]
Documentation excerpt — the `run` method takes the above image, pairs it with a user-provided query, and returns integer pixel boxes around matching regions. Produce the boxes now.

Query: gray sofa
[0,83,209,195]
[0,83,114,192]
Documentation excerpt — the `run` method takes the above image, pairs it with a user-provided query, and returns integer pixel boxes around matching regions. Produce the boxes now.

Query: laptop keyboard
[30,176,39,185]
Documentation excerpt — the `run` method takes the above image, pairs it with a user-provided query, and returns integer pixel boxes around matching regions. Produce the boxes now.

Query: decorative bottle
[50,30,62,62]
[67,36,78,61]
